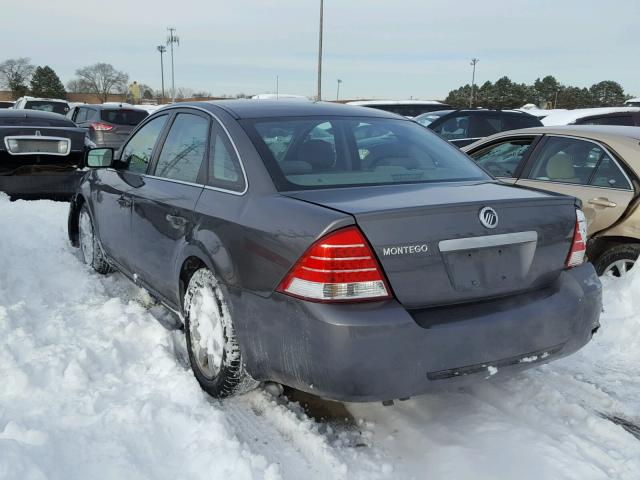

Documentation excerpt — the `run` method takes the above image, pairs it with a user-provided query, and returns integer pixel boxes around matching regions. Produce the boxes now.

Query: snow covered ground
[1,196,639,480]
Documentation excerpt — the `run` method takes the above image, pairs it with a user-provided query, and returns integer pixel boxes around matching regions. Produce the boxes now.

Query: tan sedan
[463,125,640,277]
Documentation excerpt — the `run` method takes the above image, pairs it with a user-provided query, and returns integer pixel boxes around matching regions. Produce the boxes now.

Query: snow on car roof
[541,107,640,126]
[347,100,445,106]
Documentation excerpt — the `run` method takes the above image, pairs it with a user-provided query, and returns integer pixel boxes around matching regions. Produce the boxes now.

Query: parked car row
[69,100,602,403]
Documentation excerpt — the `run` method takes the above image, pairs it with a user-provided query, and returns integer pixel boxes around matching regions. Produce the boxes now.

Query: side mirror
[86,147,114,168]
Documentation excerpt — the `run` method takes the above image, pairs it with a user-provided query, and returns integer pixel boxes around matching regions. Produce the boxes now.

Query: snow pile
[0,197,279,480]
[1,195,640,480]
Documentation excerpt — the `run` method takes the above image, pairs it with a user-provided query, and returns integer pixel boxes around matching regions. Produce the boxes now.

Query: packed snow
[1,195,639,479]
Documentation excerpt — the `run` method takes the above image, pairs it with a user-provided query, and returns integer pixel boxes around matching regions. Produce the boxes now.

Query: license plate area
[439,231,537,292]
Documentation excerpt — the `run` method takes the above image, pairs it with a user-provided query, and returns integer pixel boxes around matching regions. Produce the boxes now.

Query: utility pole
[156,45,166,102]
[336,78,342,101]
[317,0,324,101]
[167,27,179,103]
[469,58,479,108]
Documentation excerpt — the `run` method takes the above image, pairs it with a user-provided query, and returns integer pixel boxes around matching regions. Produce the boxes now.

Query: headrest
[546,152,575,179]
[298,140,335,171]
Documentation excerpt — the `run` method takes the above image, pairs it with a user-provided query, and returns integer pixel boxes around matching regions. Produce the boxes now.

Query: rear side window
[121,115,168,174]
[577,115,634,126]
[246,116,489,190]
[502,113,542,130]
[471,113,501,138]
[207,123,245,192]
[101,109,148,126]
[154,113,209,183]
[25,101,69,115]
[75,108,88,123]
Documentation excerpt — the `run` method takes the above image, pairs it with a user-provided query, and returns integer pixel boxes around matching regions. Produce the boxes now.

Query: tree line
[446,75,632,110]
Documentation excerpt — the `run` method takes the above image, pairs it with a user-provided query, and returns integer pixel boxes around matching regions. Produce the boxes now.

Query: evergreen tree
[30,66,66,98]
[589,81,626,107]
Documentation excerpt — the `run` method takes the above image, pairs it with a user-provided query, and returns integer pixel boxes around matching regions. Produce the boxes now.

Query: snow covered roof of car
[541,107,640,126]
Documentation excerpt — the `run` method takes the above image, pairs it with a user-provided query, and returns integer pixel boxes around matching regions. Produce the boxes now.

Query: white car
[541,107,640,126]
[12,96,70,116]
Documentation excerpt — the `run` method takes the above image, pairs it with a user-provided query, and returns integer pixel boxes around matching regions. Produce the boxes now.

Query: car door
[91,114,170,269]
[128,109,209,302]
[466,135,540,184]
[516,135,635,234]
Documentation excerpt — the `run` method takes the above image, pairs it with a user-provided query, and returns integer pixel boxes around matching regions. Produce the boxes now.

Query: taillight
[277,226,391,302]
[566,209,587,268]
[90,122,114,131]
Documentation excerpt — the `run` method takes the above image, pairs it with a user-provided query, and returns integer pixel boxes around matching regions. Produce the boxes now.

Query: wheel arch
[588,235,640,261]
[68,193,87,247]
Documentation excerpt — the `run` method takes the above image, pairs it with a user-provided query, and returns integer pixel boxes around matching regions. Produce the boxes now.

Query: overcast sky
[3,0,638,100]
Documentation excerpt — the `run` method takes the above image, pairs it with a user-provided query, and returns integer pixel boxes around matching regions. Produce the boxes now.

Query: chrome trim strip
[439,231,538,252]
[146,104,249,196]
[3,135,71,156]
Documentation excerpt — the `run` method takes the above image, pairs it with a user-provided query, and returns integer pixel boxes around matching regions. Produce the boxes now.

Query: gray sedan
[68,101,601,402]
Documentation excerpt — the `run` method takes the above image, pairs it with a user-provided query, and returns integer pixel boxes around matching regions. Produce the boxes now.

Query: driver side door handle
[117,195,132,208]
[588,197,617,208]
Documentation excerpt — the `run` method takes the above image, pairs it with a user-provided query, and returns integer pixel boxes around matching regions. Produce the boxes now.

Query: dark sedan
[67,104,149,149]
[0,110,88,199]
[68,101,601,402]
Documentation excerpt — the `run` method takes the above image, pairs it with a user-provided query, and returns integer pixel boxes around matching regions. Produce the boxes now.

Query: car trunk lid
[283,181,577,308]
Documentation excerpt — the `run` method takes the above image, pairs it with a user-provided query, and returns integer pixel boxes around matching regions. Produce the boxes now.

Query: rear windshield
[366,104,450,118]
[25,101,69,115]
[244,116,490,191]
[100,109,148,125]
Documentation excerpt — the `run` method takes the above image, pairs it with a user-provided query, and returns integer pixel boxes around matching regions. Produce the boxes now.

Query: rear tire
[184,268,258,398]
[594,244,640,277]
[78,204,112,274]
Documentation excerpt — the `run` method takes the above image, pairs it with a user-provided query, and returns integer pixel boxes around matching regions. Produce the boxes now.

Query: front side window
[154,113,209,183]
[431,115,470,140]
[121,115,168,174]
[207,123,245,192]
[246,116,490,191]
[470,138,535,177]
[527,136,622,186]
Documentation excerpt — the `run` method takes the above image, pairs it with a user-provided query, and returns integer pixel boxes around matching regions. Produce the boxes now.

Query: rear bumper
[0,170,84,200]
[231,263,602,402]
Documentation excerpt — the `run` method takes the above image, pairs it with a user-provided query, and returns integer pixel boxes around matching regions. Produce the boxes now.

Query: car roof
[0,109,70,121]
[174,100,407,120]
[346,100,446,106]
[541,107,640,126]
[79,104,147,111]
[18,96,69,103]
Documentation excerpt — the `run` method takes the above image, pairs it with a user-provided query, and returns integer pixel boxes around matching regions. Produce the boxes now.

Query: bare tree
[66,79,92,93]
[0,57,35,99]
[72,63,129,102]
[175,87,194,100]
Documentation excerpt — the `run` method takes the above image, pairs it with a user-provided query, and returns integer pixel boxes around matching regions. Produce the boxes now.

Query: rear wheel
[184,268,258,398]
[594,244,640,277]
[78,204,112,274]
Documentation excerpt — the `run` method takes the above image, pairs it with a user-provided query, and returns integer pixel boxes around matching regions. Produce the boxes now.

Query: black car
[67,104,149,149]
[68,101,601,402]
[0,110,88,199]
[416,109,543,147]
[572,110,640,127]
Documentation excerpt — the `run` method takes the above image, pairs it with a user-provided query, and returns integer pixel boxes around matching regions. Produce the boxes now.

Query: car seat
[298,139,335,172]
[545,152,580,183]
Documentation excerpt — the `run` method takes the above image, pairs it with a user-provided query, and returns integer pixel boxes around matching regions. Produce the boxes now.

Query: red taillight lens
[90,122,114,131]
[277,226,391,302]
[566,209,587,268]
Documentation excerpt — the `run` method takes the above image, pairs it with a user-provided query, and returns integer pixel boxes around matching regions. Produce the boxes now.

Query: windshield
[415,111,450,127]
[101,109,148,126]
[25,101,69,115]
[244,116,490,191]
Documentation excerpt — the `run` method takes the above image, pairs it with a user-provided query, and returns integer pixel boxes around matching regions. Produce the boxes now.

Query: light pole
[167,27,179,103]
[156,45,166,102]
[317,0,324,101]
[469,58,479,108]
[336,79,342,101]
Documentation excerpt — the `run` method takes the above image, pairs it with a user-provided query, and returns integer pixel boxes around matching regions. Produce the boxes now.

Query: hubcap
[79,210,94,265]
[188,286,225,379]
[604,259,635,278]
